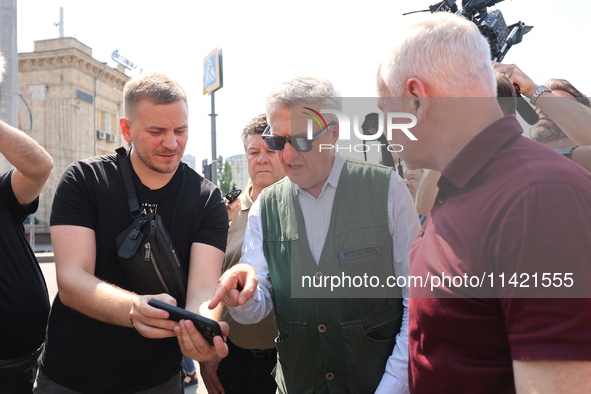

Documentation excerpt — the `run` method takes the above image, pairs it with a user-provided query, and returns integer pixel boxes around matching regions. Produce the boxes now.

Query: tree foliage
[217,155,236,195]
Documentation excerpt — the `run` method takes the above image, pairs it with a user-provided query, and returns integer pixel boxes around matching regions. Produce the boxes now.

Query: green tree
[217,155,236,195]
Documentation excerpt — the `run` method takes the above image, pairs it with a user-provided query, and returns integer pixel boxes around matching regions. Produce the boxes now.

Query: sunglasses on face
[262,122,336,152]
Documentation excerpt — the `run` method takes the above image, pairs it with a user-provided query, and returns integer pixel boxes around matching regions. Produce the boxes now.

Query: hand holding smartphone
[148,299,224,346]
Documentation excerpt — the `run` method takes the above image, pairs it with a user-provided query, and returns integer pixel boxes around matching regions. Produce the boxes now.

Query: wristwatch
[530,85,552,106]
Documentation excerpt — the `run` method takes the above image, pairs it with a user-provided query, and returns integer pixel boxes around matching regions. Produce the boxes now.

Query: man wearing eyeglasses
[210,76,420,393]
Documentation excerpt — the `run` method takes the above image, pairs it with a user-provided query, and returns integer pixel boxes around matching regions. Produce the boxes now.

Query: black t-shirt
[0,171,50,359]
[42,153,228,393]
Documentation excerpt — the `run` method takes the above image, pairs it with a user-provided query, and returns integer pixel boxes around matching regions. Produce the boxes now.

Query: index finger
[209,273,240,308]
[237,269,257,306]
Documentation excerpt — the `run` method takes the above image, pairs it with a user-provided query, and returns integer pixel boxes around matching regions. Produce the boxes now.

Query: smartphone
[148,299,224,346]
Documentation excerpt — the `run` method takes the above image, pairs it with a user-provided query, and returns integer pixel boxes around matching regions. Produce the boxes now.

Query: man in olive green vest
[210,76,420,394]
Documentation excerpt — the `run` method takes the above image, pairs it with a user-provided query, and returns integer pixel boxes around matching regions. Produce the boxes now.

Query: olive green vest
[260,159,403,394]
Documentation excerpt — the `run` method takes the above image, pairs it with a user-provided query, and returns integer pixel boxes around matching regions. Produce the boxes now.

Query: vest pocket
[274,318,314,393]
[336,246,381,266]
[341,311,400,393]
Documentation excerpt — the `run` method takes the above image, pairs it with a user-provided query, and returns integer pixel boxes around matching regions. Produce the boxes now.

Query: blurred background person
[182,356,198,388]
[495,72,517,116]
[402,165,422,202]
[494,64,591,172]
[528,78,591,172]
[200,114,285,394]
[528,78,590,148]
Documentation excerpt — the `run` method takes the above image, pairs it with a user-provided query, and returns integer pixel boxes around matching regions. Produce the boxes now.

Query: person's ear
[330,122,339,144]
[120,118,132,143]
[406,78,427,98]
[405,78,429,119]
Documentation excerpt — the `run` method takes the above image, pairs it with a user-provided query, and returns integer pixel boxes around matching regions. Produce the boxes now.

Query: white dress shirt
[229,153,420,394]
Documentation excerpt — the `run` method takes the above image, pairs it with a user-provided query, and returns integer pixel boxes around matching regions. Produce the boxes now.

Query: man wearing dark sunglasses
[262,121,336,152]
[210,76,420,394]
[261,121,338,198]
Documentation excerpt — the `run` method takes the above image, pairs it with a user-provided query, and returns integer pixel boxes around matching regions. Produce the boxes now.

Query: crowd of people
[1,11,590,394]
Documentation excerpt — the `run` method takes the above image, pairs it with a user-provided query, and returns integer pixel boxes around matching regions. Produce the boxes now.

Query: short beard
[134,145,179,174]
[529,120,568,145]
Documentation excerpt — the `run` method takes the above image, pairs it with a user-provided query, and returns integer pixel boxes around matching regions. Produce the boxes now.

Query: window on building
[98,110,115,133]
[103,112,111,134]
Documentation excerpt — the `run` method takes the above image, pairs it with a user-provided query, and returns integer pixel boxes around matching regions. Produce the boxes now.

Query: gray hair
[265,76,342,122]
[380,12,496,97]
[0,52,6,84]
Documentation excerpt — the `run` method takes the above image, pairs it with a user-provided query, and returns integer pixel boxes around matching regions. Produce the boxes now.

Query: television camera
[405,0,539,124]
[420,0,532,62]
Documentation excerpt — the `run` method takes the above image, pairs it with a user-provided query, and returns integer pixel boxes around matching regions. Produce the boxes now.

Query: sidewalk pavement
[36,252,54,263]
[34,243,54,263]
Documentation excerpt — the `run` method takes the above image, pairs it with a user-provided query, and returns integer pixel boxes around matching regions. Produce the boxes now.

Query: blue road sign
[203,48,223,95]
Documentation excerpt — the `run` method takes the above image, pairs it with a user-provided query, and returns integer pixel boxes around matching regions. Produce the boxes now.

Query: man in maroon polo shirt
[377,12,591,394]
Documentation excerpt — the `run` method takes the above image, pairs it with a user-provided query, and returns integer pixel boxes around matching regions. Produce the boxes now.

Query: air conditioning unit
[107,134,116,142]
[97,131,107,140]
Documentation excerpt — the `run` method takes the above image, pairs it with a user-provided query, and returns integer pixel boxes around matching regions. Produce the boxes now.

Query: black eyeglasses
[262,122,335,152]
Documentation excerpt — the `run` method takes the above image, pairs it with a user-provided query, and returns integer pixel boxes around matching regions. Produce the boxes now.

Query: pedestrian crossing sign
[203,48,223,95]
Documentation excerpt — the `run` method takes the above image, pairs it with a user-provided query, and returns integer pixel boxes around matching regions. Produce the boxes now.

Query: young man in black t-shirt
[0,51,53,394]
[36,73,229,393]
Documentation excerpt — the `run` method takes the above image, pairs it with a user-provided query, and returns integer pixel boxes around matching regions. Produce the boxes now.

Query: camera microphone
[513,84,540,125]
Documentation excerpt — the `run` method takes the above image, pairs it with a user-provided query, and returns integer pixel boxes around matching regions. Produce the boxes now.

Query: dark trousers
[217,339,277,394]
[34,370,183,394]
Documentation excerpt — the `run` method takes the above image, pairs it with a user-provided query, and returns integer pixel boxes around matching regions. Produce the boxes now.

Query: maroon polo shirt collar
[438,115,522,191]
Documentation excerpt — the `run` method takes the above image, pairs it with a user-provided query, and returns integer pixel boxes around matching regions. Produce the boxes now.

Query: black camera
[405,0,539,124]
[408,0,532,62]
[225,186,242,203]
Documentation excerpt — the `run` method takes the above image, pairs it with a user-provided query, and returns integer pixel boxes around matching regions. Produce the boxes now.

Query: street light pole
[209,91,217,185]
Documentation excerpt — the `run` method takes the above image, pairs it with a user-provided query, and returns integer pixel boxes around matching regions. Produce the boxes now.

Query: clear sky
[17,0,591,164]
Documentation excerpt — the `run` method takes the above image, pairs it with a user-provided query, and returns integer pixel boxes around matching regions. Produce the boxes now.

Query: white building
[226,153,248,192]
[182,154,196,172]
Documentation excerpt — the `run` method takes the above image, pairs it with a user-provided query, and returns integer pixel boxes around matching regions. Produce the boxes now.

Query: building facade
[17,37,129,233]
